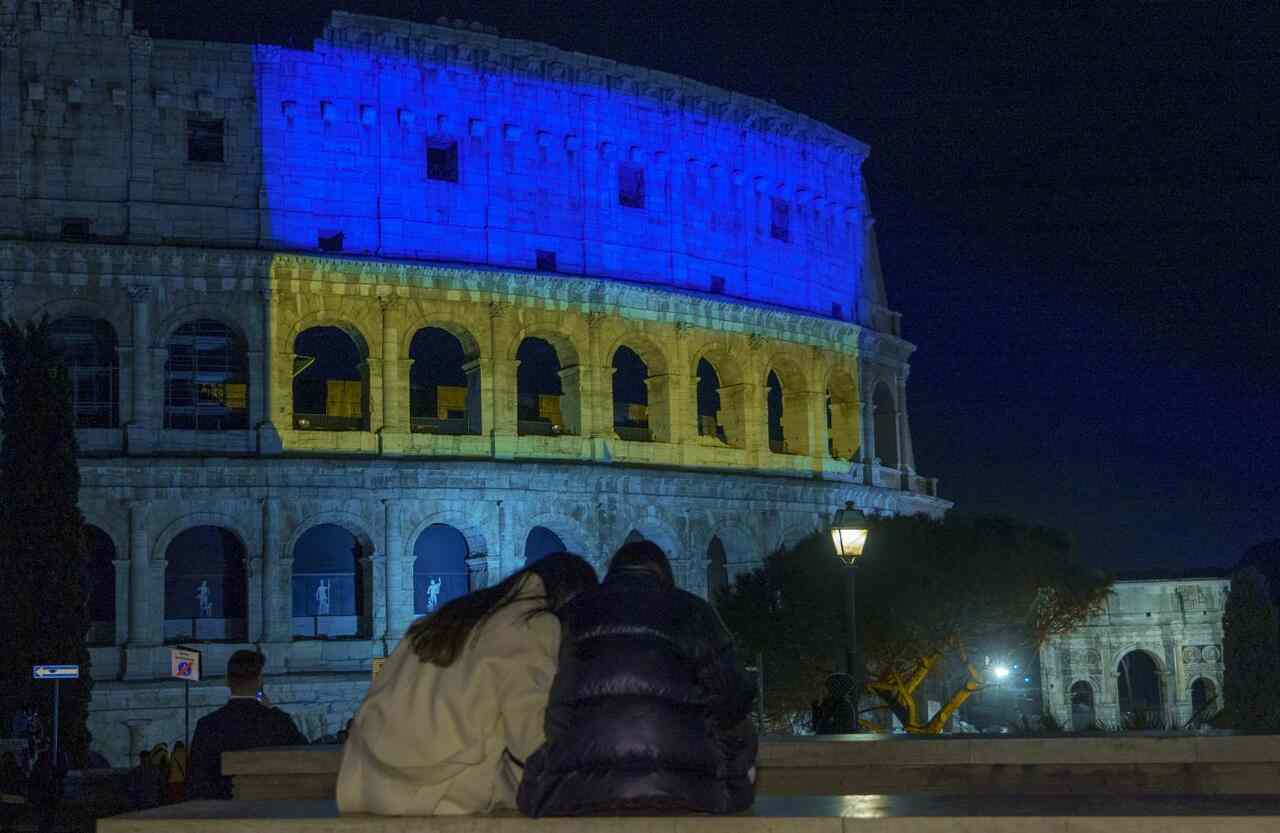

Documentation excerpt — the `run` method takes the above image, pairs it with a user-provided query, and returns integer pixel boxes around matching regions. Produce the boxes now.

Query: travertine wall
[0,2,947,766]
[1039,579,1229,728]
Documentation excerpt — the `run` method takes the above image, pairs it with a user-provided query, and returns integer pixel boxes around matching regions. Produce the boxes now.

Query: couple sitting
[337,541,758,817]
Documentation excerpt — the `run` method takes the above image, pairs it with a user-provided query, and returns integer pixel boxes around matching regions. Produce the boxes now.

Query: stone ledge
[96,796,1280,833]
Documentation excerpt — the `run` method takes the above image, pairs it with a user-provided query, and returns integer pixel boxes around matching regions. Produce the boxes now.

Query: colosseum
[0,2,948,764]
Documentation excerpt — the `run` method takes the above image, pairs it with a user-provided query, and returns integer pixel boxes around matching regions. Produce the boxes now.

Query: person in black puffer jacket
[517,540,758,816]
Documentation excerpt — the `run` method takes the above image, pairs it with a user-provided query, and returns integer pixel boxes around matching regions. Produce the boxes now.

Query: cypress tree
[1222,567,1280,732]
[0,317,93,763]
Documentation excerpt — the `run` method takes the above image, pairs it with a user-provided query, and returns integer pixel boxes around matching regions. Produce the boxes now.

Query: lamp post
[829,502,870,686]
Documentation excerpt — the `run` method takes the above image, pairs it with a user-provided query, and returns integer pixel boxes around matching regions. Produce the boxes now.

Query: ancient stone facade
[1039,579,1229,729]
[1,2,948,764]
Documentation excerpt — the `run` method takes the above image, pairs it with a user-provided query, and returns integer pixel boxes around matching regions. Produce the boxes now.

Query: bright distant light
[993,665,1010,680]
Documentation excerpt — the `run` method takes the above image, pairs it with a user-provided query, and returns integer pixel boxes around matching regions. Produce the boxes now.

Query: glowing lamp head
[830,502,870,565]
[993,665,1011,680]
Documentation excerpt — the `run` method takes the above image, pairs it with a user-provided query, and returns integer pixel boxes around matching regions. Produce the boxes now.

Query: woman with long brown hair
[337,552,598,816]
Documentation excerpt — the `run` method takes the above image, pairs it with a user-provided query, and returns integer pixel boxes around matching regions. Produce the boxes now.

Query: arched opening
[164,526,247,642]
[706,535,729,603]
[409,327,479,435]
[827,370,858,460]
[1117,650,1164,726]
[412,524,470,614]
[83,525,117,646]
[766,370,785,454]
[292,524,366,638]
[873,381,898,467]
[516,337,568,435]
[696,358,727,444]
[1191,677,1218,718]
[293,326,368,431]
[1069,680,1095,731]
[164,319,248,431]
[611,346,650,442]
[524,526,566,565]
[49,317,119,429]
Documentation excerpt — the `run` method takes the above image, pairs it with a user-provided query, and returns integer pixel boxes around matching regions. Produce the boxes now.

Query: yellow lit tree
[717,515,1112,733]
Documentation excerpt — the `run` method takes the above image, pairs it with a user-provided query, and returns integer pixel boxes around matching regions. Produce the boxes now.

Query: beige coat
[336,575,559,815]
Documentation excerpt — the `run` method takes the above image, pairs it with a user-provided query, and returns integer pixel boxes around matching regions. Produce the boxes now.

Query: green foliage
[1222,567,1280,732]
[716,513,1112,730]
[0,317,93,762]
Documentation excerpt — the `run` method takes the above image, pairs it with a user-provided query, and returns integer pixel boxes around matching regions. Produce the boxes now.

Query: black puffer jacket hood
[517,568,758,816]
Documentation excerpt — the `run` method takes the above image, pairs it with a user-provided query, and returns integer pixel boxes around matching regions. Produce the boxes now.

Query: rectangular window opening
[709,275,726,295]
[618,163,645,209]
[770,197,790,242]
[186,118,225,163]
[535,250,557,272]
[318,231,344,252]
[427,138,459,182]
[61,218,91,240]
[831,302,844,320]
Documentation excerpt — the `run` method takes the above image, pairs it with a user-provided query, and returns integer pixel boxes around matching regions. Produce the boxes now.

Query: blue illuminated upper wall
[254,13,875,321]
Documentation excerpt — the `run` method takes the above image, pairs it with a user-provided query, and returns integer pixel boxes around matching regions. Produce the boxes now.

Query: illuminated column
[857,359,876,485]
[125,284,155,454]
[666,323,694,447]
[261,498,291,646]
[383,498,408,639]
[245,555,263,643]
[379,297,407,437]
[741,337,767,463]
[361,356,382,434]
[125,500,152,647]
[112,558,130,646]
[364,551,387,642]
[896,371,916,473]
[557,365,587,436]
[780,390,815,457]
[257,288,282,453]
[462,360,483,435]
[488,303,517,457]
[643,373,673,443]
[829,396,859,460]
[805,386,829,467]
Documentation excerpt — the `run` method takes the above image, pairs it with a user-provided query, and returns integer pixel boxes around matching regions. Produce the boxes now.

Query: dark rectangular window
[535,250,557,272]
[618,163,645,208]
[831,302,844,319]
[427,139,459,182]
[186,118,225,163]
[709,275,725,294]
[318,231,344,252]
[770,197,790,242]
[61,218,91,240]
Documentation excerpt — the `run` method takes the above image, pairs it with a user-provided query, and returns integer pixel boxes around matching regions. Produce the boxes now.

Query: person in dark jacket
[187,650,307,800]
[518,540,758,816]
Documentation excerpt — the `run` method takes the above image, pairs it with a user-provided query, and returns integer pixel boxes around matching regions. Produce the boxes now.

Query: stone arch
[514,334,579,435]
[160,523,251,643]
[35,297,130,345]
[284,312,376,361]
[617,512,686,587]
[1115,648,1166,724]
[398,316,482,363]
[408,325,480,435]
[702,525,761,580]
[411,523,471,614]
[1069,679,1096,731]
[164,318,251,431]
[83,524,118,645]
[154,512,255,566]
[1190,676,1218,716]
[289,513,378,639]
[404,510,492,562]
[603,331,671,377]
[292,321,373,432]
[154,303,256,351]
[519,512,595,563]
[691,343,746,448]
[504,326,583,368]
[81,507,127,564]
[609,344,659,442]
[49,315,121,429]
[872,380,898,468]
[826,365,859,461]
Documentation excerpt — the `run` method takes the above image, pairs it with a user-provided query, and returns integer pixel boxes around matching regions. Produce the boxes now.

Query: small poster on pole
[170,647,201,682]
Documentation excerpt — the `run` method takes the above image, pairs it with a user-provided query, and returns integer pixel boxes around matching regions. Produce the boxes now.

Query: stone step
[97,795,1280,832]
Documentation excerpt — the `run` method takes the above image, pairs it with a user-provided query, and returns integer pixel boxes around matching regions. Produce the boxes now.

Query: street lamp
[830,502,870,688]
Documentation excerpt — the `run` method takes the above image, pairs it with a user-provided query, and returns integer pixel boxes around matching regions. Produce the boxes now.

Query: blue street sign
[32,665,79,681]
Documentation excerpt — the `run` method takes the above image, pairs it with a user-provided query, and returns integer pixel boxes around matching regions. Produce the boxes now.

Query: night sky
[132,1,1278,573]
